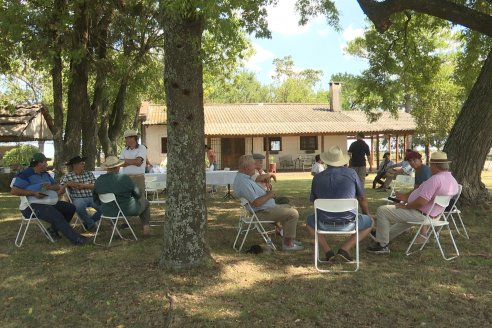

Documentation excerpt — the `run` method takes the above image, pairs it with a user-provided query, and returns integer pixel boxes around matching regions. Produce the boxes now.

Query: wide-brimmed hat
[404,151,422,161]
[31,152,51,162]
[430,151,451,163]
[101,156,125,169]
[123,129,139,138]
[252,153,265,160]
[65,155,87,166]
[320,146,350,167]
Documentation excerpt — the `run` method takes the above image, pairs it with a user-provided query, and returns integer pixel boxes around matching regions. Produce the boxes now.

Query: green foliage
[3,144,39,167]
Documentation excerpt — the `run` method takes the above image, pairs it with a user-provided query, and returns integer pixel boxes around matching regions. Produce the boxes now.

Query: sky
[245,0,369,88]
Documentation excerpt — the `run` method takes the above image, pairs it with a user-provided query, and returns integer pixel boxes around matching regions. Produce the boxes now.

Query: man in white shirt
[311,154,325,176]
[119,129,150,235]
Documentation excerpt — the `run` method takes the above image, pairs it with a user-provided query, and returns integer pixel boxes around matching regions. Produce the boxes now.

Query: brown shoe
[142,225,151,236]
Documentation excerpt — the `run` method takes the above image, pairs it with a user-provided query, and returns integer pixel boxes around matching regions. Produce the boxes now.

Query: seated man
[368,151,459,254]
[60,156,102,230]
[372,152,393,189]
[381,149,413,191]
[306,146,373,262]
[311,154,325,176]
[11,152,87,245]
[93,156,151,236]
[233,155,303,251]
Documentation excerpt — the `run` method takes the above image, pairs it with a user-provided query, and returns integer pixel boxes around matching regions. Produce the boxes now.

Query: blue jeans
[21,201,80,243]
[72,197,102,227]
[306,213,373,232]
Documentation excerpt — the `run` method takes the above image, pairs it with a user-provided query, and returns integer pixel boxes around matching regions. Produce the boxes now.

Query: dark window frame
[263,137,282,151]
[300,136,318,151]
[161,137,168,153]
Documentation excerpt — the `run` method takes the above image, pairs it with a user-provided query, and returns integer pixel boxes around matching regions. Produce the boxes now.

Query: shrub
[3,144,40,167]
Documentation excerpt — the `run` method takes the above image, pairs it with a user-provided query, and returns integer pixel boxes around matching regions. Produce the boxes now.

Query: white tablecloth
[92,170,237,186]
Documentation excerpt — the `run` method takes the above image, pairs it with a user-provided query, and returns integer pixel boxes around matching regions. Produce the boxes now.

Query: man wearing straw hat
[94,156,151,236]
[368,151,459,254]
[306,145,373,262]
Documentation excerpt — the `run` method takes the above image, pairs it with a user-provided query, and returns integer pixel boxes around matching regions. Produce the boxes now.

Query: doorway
[221,138,245,169]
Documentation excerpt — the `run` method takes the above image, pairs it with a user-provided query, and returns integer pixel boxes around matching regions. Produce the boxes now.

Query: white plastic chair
[15,196,56,247]
[94,193,138,246]
[65,189,88,232]
[233,198,276,252]
[314,199,359,272]
[405,195,459,261]
[145,179,166,206]
[444,185,468,239]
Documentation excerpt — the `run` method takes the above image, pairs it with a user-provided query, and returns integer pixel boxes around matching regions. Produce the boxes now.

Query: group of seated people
[233,145,459,261]
[10,130,153,246]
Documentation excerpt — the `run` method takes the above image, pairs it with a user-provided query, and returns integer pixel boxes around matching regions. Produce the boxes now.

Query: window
[263,137,282,152]
[161,137,168,153]
[300,136,318,151]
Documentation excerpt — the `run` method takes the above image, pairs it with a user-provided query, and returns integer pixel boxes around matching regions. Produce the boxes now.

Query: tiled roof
[0,105,54,141]
[141,103,416,136]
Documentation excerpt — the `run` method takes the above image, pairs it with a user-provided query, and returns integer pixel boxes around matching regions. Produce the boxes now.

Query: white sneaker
[282,243,304,251]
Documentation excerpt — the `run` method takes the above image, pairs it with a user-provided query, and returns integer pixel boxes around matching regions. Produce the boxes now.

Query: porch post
[395,134,400,163]
[376,134,380,170]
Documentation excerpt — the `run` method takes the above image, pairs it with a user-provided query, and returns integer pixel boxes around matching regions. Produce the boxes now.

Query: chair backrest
[98,192,117,203]
[239,197,255,215]
[10,178,16,188]
[395,174,415,186]
[314,199,358,214]
[146,180,166,190]
[424,195,452,221]
[145,175,158,183]
[446,184,463,211]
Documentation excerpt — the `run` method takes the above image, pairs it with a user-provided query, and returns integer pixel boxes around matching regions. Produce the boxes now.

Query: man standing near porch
[348,132,370,188]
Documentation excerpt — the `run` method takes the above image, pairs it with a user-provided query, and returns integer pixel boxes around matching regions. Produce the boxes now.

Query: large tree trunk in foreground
[444,48,492,205]
[159,13,209,270]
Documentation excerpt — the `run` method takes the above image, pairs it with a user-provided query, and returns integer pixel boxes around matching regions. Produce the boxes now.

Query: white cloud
[342,25,364,41]
[244,43,275,72]
[316,27,331,37]
[266,0,311,36]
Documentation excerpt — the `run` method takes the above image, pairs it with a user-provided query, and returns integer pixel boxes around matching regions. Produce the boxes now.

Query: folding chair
[406,195,459,261]
[314,199,359,272]
[15,196,56,247]
[444,184,468,239]
[94,193,138,246]
[233,198,276,252]
[145,179,166,206]
[65,189,88,232]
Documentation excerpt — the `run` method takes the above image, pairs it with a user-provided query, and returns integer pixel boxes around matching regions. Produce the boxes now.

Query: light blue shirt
[233,172,276,211]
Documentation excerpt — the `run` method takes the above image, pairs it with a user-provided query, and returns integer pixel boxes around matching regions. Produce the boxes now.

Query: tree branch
[357,0,492,38]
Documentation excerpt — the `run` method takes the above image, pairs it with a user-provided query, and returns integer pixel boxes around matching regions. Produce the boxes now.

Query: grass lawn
[1,171,491,327]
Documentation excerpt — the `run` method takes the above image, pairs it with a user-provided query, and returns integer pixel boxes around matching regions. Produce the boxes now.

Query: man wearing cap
[368,151,459,254]
[59,156,102,230]
[348,132,371,188]
[381,149,413,191]
[306,146,373,262]
[234,155,303,251]
[93,156,151,235]
[251,153,276,190]
[11,152,88,245]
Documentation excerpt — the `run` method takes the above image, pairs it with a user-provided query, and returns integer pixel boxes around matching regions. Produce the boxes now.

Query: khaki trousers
[375,205,428,245]
[352,166,367,188]
[256,204,299,238]
[128,174,149,225]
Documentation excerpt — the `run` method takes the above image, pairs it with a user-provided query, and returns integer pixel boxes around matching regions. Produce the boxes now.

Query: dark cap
[31,153,51,162]
[65,155,87,166]
[252,153,265,160]
[404,151,422,161]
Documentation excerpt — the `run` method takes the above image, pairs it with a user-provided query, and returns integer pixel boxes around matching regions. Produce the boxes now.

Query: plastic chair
[94,193,138,246]
[233,198,276,252]
[405,195,459,260]
[15,196,56,247]
[444,184,468,239]
[314,199,359,272]
[145,179,166,206]
[65,189,88,232]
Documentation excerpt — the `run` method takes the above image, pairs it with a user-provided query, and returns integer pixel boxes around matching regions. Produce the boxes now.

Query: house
[138,83,416,170]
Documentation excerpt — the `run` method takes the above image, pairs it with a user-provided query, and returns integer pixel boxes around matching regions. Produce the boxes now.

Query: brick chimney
[329,81,342,112]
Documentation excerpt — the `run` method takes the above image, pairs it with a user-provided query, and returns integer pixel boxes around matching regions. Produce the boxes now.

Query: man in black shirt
[348,132,370,188]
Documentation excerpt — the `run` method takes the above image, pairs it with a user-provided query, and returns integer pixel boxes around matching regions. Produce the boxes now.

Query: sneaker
[325,250,336,261]
[282,243,304,251]
[74,235,89,246]
[47,227,61,240]
[367,243,390,254]
[336,249,353,262]
[120,223,130,230]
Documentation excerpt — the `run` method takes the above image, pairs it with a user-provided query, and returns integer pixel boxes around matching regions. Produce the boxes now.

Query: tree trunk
[64,0,90,162]
[444,48,492,205]
[159,13,209,270]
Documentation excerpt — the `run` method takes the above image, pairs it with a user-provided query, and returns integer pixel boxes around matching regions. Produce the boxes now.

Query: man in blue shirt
[11,152,87,245]
[233,155,302,251]
[306,146,373,262]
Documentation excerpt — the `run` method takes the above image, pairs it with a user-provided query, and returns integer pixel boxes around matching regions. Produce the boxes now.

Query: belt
[417,209,438,219]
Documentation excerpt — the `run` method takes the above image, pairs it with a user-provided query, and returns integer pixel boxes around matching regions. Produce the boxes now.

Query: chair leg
[15,220,29,247]
[121,216,138,241]
[455,212,469,239]
[35,219,55,243]
[233,220,246,252]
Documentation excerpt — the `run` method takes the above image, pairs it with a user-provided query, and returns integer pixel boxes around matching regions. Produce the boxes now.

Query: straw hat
[123,129,139,138]
[430,151,452,163]
[101,156,125,169]
[320,146,350,167]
